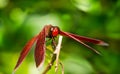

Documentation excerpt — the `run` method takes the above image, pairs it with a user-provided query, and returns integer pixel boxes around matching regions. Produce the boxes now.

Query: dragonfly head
[45,25,60,38]
[50,26,60,37]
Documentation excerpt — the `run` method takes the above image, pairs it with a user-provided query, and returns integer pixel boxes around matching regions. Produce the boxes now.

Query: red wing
[14,35,38,72]
[35,26,46,68]
[60,31,108,46]
[60,31,101,55]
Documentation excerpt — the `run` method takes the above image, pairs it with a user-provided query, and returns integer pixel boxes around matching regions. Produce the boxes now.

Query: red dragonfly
[13,25,108,72]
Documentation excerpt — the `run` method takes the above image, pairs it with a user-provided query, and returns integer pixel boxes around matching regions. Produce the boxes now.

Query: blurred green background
[0,0,120,74]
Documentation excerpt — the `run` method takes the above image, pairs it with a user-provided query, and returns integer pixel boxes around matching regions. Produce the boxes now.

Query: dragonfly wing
[60,31,101,55]
[35,26,46,68]
[61,31,108,46]
[14,35,38,71]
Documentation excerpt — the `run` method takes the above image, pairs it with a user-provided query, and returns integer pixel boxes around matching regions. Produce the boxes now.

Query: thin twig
[59,62,64,74]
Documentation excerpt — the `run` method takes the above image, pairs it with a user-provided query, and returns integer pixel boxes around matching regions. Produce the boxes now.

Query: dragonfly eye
[51,27,59,37]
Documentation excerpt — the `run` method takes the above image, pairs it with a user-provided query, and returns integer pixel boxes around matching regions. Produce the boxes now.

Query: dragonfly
[13,24,108,72]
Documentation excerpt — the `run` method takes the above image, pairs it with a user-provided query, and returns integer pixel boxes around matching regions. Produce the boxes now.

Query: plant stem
[42,36,63,74]
[54,36,63,73]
